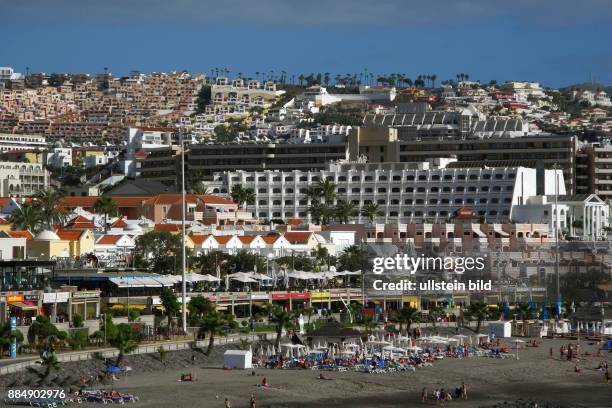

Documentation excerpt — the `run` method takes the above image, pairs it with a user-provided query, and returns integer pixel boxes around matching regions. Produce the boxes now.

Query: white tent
[224,350,252,369]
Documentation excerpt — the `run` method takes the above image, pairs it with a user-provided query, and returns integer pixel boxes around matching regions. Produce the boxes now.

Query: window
[273,200,281,205]
[258,188,267,193]
[286,188,294,193]
[417,187,426,193]
[405,187,414,193]
[479,198,487,204]
[364,176,373,181]
[285,177,294,182]
[352,176,360,182]
[468,186,477,192]
[258,200,266,205]
[259,212,267,218]
[444,175,453,180]
[418,175,427,181]
[378,187,386,193]
[392,187,400,193]
[454,198,463,204]
[458,174,466,180]
[466,198,474,204]
[429,199,438,204]
[390,211,398,217]
[391,199,399,205]
[493,186,501,191]
[432,175,440,181]
[405,199,413,205]
[481,186,489,192]
[456,186,465,192]
[272,188,281,193]
[482,174,491,180]
[442,187,451,192]
[406,175,415,181]
[378,176,387,181]
[428,211,436,216]
[300,176,307,182]
[365,188,373,193]
[338,176,346,182]
[416,199,424,204]
[352,188,360,193]
[258,176,267,181]
[403,211,412,216]
[273,177,281,182]
[285,200,293,205]
[338,188,346,193]
[430,187,439,193]
[392,175,401,181]
[495,174,503,179]
[469,174,478,180]
[377,199,386,204]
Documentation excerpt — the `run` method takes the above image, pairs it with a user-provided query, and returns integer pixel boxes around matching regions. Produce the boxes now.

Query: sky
[1,0,611,87]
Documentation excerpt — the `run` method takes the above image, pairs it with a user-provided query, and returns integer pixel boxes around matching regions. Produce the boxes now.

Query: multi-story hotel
[348,126,579,194]
[0,161,49,196]
[206,160,565,224]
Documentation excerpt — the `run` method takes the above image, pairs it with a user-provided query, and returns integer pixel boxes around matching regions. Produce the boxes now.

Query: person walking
[421,387,427,403]
[460,382,468,400]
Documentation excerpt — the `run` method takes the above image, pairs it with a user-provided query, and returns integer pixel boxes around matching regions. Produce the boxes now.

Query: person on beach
[249,394,256,408]
[605,368,610,384]
[460,382,468,400]
[421,387,427,403]
[224,398,231,408]
[261,377,269,388]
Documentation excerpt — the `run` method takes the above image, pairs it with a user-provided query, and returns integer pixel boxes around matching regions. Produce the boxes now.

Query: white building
[0,161,49,196]
[207,161,565,224]
[46,147,72,167]
[0,133,47,152]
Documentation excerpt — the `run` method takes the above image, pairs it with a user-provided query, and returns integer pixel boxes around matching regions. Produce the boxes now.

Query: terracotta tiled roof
[261,235,279,245]
[96,235,123,245]
[213,235,232,245]
[0,217,10,225]
[287,218,302,226]
[154,223,180,232]
[55,229,84,241]
[237,235,255,244]
[283,232,312,244]
[111,217,128,228]
[188,234,208,245]
[7,230,33,240]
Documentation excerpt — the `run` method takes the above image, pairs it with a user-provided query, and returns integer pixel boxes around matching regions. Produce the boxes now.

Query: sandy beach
[3,337,607,408]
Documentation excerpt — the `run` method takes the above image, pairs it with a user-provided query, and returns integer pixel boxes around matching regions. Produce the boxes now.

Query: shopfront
[6,293,39,326]
[42,292,71,323]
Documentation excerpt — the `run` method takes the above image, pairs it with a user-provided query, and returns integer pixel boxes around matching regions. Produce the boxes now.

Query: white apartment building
[46,147,72,167]
[207,160,565,224]
[0,133,47,152]
[0,161,49,196]
[211,77,285,108]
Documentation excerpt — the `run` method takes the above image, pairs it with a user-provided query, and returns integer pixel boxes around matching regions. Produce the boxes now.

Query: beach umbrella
[503,302,510,320]
[106,366,121,373]
[249,345,253,355]
[555,300,562,318]
[510,339,526,360]
[542,303,548,321]
[272,345,276,355]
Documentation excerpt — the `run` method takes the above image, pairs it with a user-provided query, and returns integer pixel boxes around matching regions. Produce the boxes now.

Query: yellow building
[28,229,95,259]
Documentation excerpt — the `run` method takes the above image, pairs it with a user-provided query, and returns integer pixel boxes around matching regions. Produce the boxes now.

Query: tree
[362,315,376,335]
[28,316,63,345]
[0,321,24,358]
[72,314,84,328]
[9,203,43,233]
[94,196,118,233]
[135,231,184,273]
[334,201,358,223]
[337,245,364,272]
[160,288,180,334]
[188,296,215,326]
[201,312,237,355]
[428,304,444,328]
[32,189,67,228]
[230,184,256,210]
[397,306,420,334]
[108,323,138,366]
[361,203,383,224]
[268,305,292,348]
[467,302,489,333]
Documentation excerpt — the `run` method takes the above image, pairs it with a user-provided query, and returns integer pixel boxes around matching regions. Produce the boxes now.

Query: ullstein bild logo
[371,254,486,275]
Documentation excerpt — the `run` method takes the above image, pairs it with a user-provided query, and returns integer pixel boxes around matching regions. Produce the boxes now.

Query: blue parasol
[542,303,548,321]
[503,302,510,320]
[106,366,121,373]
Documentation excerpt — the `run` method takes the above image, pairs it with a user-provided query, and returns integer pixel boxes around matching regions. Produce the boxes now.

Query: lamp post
[180,131,187,334]
[553,163,560,318]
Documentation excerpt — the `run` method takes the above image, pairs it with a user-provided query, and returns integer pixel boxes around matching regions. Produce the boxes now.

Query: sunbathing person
[318,373,332,380]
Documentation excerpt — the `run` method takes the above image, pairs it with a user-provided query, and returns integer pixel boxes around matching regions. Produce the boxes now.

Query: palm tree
[32,189,66,227]
[315,180,337,205]
[269,306,292,348]
[201,311,224,355]
[40,352,61,379]
[159,289,180,336]
[94,196,118,233]
[468,302,489,333]
[397,306,420,334]
[0,321,24,358]
[361,203,383,224]
[109,323,138,366]
[362,315,377,336]
[428,304,444,328]
[9,203,43,233]
[430,74,437,88]
[334,201,358,223]
[230,184,255,210]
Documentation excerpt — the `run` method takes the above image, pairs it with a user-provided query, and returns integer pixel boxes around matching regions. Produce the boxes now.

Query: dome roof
[36,230,60,240]
[125,223,142,232]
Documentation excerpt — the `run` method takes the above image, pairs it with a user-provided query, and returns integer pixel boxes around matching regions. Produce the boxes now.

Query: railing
[0,332,274,376]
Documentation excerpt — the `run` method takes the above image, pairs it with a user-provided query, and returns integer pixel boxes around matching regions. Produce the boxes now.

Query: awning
[471,224,486,237]
[493,224,510,237]
[9,302,38,310]
[109,277,163,288]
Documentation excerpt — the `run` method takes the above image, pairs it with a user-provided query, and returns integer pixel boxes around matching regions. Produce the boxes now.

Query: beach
[3,337,608,408]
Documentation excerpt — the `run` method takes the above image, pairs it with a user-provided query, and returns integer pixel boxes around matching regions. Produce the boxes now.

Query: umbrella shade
[231,275,258,283]
[106,366,121,373]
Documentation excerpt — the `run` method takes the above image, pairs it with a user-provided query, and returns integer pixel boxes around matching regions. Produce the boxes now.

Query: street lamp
[180,131,187,334]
